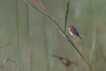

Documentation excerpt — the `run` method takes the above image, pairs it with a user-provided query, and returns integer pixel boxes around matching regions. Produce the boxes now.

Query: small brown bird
[68,25,82,39]
[51,55,77,67]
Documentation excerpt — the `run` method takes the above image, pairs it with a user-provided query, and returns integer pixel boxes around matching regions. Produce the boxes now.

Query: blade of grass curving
[0,59,18,71]
[64,0,70,33]
[95,4,106,67]
[0,42,13,50]
[0,50,18,70]
[95,1,106,26]
[36,0,48,13]
[23,0,50,19]
[89,0,97,67]
[16,0,20,70]
[96,39,106,66]
[23,0,93,70]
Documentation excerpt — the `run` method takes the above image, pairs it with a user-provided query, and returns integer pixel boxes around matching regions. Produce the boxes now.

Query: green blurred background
[0,0,106,71]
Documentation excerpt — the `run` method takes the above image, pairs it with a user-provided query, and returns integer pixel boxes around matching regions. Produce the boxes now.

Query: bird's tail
[79,36,82,40]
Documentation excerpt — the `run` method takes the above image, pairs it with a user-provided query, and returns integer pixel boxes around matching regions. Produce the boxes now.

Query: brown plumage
[52,55,77,67]
[59,57,71,67]
[68,25,82,39]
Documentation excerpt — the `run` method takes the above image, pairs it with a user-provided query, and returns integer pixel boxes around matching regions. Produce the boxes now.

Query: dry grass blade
[36,0,48,13]
[77,38,93,71]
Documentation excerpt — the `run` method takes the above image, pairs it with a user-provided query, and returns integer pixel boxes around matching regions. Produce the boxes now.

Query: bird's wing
[71,28,79,35]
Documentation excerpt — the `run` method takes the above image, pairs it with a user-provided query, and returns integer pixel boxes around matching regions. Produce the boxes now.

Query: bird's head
[68,25,75,30]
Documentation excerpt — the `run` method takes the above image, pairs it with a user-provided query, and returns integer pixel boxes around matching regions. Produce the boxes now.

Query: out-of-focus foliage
[0,0,106,71]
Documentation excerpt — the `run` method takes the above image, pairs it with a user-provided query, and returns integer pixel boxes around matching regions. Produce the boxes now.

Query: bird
[51,55,77,67]
[68,25,82,39]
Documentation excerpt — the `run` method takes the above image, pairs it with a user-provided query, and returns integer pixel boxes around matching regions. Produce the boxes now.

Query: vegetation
[0,0,106,71]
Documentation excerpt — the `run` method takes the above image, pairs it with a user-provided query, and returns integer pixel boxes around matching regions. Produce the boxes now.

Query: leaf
[96,39,106,65]
[64,0,70,33]
[0,42,13,50]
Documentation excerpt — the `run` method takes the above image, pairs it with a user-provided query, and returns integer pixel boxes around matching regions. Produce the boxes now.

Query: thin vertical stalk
[26,1,30,46]
[44,18,50,71]
[89,0,97,67]
[96,39,106,66]
[26,4,31,71]
[16,0,20,70]
[30,46,33,71]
